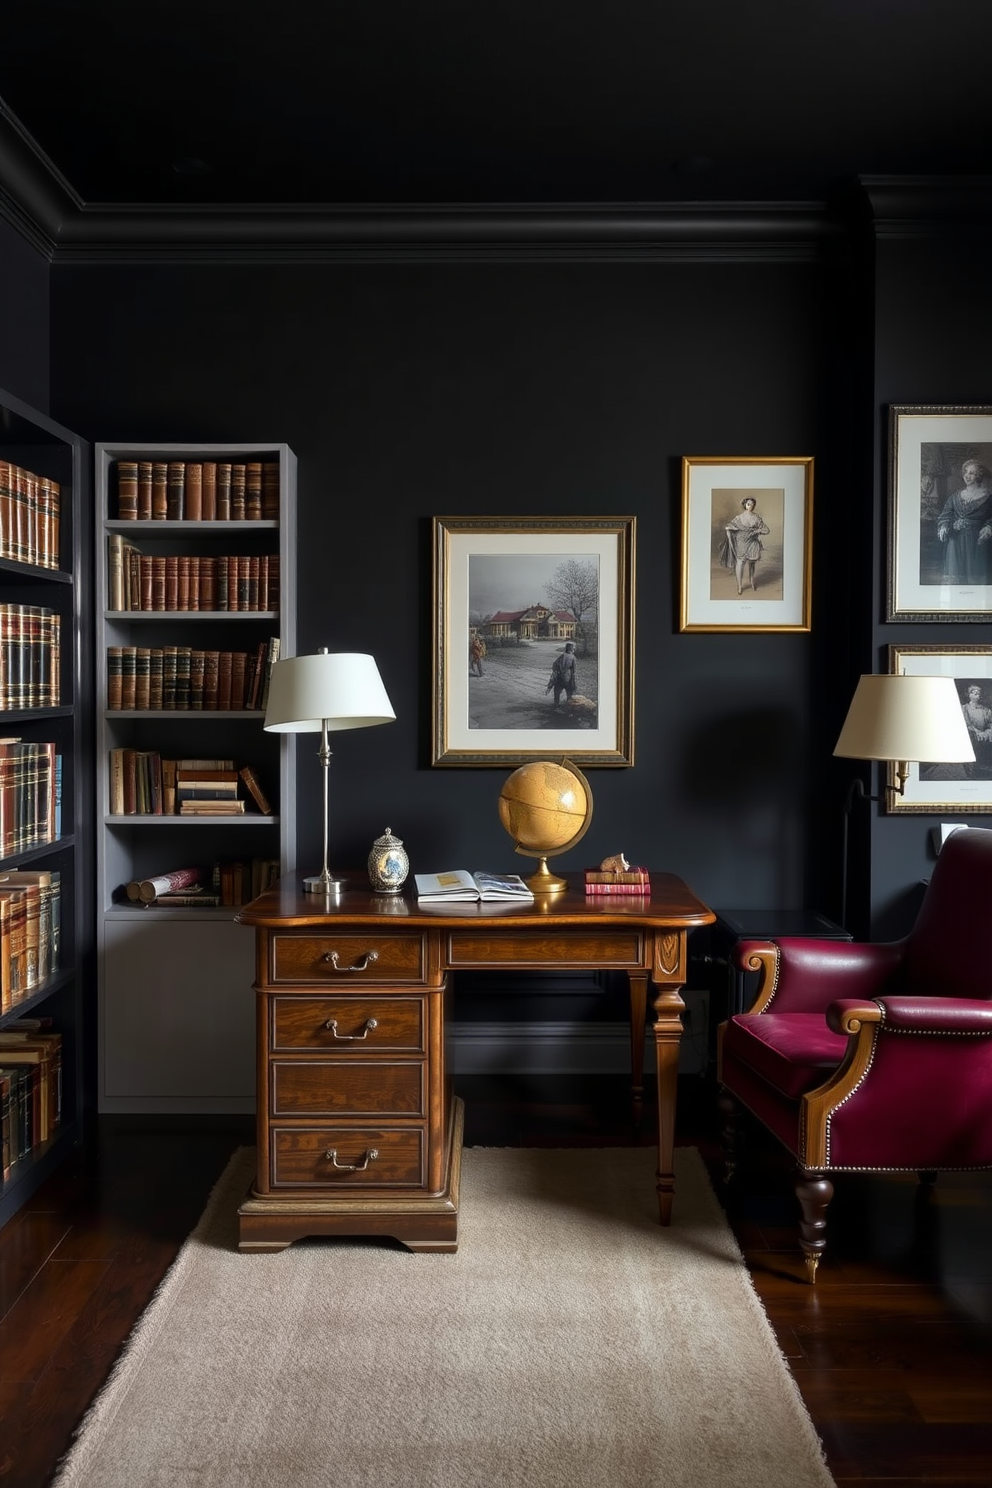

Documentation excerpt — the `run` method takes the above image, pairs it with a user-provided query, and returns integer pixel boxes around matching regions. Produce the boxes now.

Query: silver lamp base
[304,874,347,900]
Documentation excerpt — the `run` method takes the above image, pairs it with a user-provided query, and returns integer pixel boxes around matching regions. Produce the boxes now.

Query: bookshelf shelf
[0,384,91,1230]
[95,442,296,1114]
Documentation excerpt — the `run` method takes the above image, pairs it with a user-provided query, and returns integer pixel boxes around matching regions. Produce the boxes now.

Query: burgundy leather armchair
[718,826,992,1282]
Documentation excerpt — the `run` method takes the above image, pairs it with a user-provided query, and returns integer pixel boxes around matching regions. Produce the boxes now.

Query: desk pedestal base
[238,1098,464,1254]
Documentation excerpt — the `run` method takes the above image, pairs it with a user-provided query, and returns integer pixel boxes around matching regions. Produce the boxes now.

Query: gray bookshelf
[0,385,91,1225]
[94,443,296,1113]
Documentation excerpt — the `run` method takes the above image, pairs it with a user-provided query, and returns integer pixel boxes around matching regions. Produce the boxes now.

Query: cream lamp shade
[263,651,395,733]
[263,649,395,894]
[833,674,975,769]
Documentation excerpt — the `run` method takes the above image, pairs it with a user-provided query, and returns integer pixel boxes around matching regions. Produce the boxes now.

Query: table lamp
[833,672,975,925]
[263,648,395,895]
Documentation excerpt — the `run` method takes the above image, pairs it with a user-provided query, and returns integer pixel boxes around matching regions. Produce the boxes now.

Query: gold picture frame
[679,456,814,633]
[886,643,992,813]
[432,515,635,767]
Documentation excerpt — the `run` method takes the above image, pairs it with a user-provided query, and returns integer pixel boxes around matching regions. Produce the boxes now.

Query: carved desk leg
[652,929,687,1226]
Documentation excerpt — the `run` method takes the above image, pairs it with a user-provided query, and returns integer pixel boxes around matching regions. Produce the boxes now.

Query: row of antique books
[0,742,61,859]
[109,755,273,817]
[108,537,280,612]
[0,604,61,709]
[106,638,279,711]
[0,871,61,1014]
[0,1021,62,1178]
[115,460,280,522]
[122,858,279,908]
[0,460,61,570]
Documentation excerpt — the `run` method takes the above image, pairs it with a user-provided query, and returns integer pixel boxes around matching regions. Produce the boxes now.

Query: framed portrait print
[887,404,992,621]
[679,457,813,633]
[432,515,635,767]
[886,643,992,813]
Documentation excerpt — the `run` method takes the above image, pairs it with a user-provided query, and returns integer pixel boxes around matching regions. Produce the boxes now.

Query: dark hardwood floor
[1,1073,990,1487]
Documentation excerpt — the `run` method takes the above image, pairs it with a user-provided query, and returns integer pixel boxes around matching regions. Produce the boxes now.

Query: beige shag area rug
[52,1146,834,1488]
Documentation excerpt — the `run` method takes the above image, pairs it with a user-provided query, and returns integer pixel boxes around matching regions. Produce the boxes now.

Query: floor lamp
[263,649,395,895]
[832,673,975,929]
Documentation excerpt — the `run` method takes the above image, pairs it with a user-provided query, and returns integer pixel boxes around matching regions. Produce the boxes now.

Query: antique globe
[497,758,593,894]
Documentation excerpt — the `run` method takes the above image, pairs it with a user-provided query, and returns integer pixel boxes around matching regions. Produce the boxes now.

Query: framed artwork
[431,515,635,767]
[886,643,992,813]
[887,404,992,621]
[679,457,813,633]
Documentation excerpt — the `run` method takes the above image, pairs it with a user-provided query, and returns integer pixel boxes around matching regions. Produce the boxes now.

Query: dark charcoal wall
[47,241,865,921]
[0,216,49,408]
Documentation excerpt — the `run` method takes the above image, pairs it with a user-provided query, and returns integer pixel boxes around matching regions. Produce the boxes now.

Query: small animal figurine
[600,852,629,873]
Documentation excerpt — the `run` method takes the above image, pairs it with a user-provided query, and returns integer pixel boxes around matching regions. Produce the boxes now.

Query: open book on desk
[414,869,534,903]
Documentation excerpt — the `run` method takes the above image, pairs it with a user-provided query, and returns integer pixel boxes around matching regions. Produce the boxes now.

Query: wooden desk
[236,872,714,1252]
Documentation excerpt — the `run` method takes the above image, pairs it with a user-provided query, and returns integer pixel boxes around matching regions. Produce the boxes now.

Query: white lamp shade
[263,651,396,733]
[833,674,975,763]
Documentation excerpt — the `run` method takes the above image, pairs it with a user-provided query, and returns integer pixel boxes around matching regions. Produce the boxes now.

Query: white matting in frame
[679,457,813,633]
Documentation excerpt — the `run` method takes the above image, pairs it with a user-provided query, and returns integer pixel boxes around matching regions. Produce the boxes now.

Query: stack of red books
[583,866,650,896]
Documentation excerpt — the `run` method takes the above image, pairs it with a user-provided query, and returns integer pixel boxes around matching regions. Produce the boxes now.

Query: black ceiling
[2,0,992,212]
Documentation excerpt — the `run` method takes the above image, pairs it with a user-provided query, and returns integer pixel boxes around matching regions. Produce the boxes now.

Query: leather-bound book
[152,462,168,519]
[148,649,164,710]
[217,651,233,711]
[137,462,153,520]
[185,463,203,521]
[134,648,151,711]
[139,555,154,611]
[166,462,185,520]
[216,463,232,520]
[107,646,123,710]
[230,651,247,709]
[175,647,192,710]
[230,464,246,520]
[201,462,217,521]
[120,647,137,711]
[164,555,179,611]
[203,649,220,710]
[152,555,167,611]
[245,462,262,520]
[177,555,191,612]
[200,556,217,612]
[162,646,179,710]
[262,462,280,520]
[117,462,138,520]
[189,650,206,710]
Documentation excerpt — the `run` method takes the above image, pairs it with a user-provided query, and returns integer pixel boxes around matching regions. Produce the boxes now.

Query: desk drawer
[271,1126,425,1188]
[446,928,646,969]
[271,1059,425,1117]
[271,995,426,1054]
[271,932,427,984]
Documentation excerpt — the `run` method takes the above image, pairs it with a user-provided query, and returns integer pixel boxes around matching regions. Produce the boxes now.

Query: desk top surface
[237,872,715,931]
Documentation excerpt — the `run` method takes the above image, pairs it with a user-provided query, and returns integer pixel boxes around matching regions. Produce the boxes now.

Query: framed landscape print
[887,404,992,621]
[886,643,992,813]
[432,515,635,767]
[679,457,813,632]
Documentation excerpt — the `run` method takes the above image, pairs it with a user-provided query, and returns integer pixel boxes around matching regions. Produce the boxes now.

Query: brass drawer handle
[325,1147,379,1172]
[322,949,380,972]
[324,1017,378,1041]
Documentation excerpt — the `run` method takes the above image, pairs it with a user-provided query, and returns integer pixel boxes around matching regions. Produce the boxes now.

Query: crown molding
[0,107,841,264]
[860,175,992,236]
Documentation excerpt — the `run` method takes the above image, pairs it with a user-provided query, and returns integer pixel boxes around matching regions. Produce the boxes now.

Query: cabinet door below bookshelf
[101,917,255,1110]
